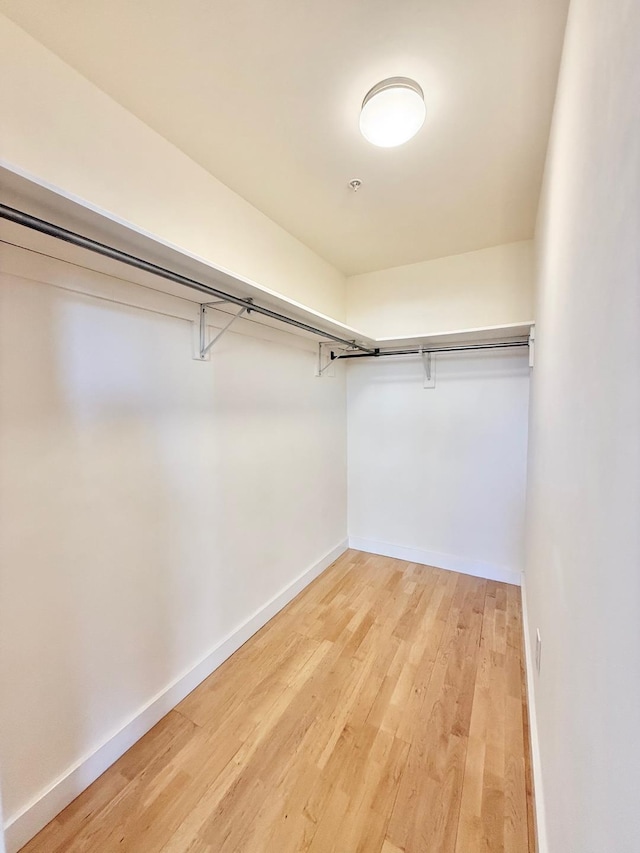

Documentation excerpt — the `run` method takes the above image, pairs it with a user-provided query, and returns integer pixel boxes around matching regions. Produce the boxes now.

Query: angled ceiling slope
[0,0,569,275]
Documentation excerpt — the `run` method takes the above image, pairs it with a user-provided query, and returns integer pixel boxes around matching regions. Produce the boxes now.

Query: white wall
[0,790,5,853]
[346,240,534,338]
[0,15,346,319]
[347,350,530,586]
[524,0,640,851]
[0,242,347,850]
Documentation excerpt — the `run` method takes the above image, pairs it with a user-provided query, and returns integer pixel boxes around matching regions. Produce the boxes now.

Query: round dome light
[359,77,426,148]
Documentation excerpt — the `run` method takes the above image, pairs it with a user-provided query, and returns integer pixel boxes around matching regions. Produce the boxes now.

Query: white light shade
[359,78,426,148]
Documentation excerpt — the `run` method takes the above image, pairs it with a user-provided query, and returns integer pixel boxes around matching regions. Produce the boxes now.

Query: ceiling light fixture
[359,77,426,148]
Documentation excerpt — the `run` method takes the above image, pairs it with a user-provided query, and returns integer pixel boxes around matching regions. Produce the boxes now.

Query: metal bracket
[528,325,535,368]
[317,342,338,376]
[198,299,252,360]
[420,347,436,389]
[316,340,362,376]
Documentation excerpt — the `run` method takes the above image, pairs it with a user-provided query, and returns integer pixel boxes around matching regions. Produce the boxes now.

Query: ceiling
[0,0,569,275]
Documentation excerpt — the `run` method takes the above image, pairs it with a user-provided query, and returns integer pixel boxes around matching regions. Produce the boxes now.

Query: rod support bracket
[198,299,252,359]
[317,341,337,376]
[420,346,436,389]
[528,325,535,368]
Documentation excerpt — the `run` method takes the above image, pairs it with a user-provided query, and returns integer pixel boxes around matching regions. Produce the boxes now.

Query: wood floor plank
[19,550,534,853]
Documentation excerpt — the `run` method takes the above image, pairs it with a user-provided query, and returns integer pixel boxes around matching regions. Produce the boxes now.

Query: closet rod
[332,339,530,359]
[0,204,374,354]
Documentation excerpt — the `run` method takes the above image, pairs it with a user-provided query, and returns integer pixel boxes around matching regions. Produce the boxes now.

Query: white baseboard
[4,539,348,853]
[520,575,547,853]
[348,537,521,586]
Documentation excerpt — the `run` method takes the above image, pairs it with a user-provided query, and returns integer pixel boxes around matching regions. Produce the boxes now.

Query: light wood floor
[21,550,535,853]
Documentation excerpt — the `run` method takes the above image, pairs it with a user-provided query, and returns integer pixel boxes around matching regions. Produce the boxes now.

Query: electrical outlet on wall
[535,629,542,673]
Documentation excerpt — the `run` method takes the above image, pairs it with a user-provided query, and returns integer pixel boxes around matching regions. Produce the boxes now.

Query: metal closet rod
[331,339,530,359]
[0,204,374,353]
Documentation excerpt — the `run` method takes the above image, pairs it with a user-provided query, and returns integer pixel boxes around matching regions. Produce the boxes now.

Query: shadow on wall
[0,289,201,822]
[347,348,529,388]
[0,270,347,836]
[346,349,530,581]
